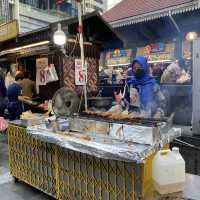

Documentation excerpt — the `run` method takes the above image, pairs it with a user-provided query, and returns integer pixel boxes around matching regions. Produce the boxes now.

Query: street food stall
[2,12,193,200]
[7,98,180,199]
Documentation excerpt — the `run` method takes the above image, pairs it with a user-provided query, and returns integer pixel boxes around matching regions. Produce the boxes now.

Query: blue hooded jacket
[128,56,157,111]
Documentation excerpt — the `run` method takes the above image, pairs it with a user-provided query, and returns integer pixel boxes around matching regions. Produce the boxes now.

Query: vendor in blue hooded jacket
[127,56,166,118]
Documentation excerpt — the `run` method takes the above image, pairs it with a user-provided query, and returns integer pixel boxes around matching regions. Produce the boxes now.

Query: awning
[111,1,199,28]
[0,41,50,57]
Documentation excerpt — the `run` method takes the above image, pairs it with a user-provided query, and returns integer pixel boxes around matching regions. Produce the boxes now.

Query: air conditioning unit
[9,0,15,4]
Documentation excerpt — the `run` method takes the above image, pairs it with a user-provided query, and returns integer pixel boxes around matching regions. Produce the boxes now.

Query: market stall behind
[0,12,122,107]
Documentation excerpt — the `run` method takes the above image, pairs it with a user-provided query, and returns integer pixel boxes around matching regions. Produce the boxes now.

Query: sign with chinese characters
[0,20,18,42]
[75,59,87,85]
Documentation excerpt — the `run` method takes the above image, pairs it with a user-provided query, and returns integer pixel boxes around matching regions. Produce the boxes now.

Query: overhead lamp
[53,23,66,46]
[186,32,198,42]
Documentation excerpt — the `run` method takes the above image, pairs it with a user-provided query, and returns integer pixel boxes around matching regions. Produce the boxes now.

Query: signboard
[145,43,165,53]
[36,58,48,86]
[137,43,175,62]
[106,49,132,66]
[0,20,19,42]
[75,59,86,85]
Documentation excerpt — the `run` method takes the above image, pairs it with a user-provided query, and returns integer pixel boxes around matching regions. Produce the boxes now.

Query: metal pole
[77,1,88,111]
[14,0,20,32]
[192,38,200,134]
[82,0,86,15]
[47,0,50,11]
[169,11,181,33]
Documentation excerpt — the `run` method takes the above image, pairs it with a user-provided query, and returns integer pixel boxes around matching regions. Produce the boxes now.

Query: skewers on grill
[81,110,168,127]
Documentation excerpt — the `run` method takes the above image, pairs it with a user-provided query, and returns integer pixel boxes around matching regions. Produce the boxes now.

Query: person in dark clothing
[127,56,166,118]
[21,71,37,111]
[7,73,25,120]
[0,73,7,116]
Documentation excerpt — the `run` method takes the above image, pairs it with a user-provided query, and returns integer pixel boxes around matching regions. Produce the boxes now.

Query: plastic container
[152,147,185,195]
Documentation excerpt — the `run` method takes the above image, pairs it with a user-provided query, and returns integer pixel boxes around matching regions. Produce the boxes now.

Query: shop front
[100,39,192,125]
[103,5,200,125]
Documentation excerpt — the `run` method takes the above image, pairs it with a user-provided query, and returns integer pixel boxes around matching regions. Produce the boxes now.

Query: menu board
[75,59,87,85]
[136,43,175,62]
[105,49,132,66]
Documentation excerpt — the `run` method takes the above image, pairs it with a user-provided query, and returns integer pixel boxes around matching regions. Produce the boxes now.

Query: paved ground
[0,134,54,200]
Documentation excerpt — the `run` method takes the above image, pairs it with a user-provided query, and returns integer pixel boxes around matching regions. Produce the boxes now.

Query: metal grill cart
[7,115,180,200]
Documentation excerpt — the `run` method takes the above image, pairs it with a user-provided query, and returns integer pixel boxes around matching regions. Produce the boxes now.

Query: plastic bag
[130,87,140,107]
[46,64,59,83]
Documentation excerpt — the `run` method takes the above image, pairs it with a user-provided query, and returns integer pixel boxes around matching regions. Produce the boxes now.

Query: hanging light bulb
[186,32,198,42]
[53,23,66,46]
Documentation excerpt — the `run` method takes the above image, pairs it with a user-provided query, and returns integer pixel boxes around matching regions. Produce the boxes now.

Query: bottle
[152,147,185,195]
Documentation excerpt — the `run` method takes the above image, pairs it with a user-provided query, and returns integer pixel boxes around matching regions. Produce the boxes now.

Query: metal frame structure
[7,124,169,199]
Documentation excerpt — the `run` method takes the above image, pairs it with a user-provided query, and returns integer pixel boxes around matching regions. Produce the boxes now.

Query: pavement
[0,134,54,200]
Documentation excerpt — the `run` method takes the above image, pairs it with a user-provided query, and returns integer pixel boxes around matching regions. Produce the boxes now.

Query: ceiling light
[53,23,66,46]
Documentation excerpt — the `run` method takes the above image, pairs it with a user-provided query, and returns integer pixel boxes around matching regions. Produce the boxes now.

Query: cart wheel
[13,177,19,183]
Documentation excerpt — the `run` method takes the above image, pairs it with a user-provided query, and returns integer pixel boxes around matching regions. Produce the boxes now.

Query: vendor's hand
[38,103,44,108]
[108,104,122,113]
[18,96,24,101]
[23,96,31,100]
[153,112,162,119]
[18,96,31,102]
[114,91,123,104]
[139,111,151,118]
[153,111,163,119]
